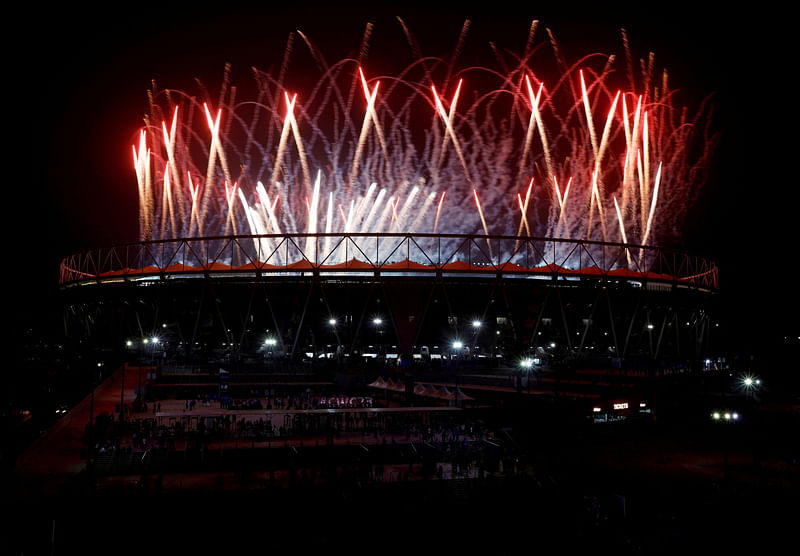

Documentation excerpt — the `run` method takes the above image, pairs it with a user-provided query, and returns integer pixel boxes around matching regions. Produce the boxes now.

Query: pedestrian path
[14,363,144,490]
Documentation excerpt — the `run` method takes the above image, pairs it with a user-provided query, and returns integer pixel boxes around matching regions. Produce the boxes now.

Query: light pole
[711,410,740,481]
[471,320,482,360]
[741,375,761,402]
[373,317,384,360]
[328,317,342,363]
[520,357,534,394]
[120,355,126,423]
[451,340,464,406]
[86,362,102,487]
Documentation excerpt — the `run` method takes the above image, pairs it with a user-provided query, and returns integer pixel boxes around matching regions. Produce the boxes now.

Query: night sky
[10,3,798,359]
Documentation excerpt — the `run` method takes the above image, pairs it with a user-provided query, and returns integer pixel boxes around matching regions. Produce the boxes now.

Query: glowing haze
[132,19,715,266]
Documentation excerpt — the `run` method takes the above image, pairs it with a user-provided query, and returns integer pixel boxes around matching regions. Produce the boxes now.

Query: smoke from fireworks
[132,19,716,266]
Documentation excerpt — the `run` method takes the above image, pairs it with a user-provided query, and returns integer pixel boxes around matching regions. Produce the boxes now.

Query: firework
[132,19,716,267]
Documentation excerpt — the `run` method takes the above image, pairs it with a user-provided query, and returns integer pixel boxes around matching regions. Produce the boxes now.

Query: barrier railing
[59,233,718,291]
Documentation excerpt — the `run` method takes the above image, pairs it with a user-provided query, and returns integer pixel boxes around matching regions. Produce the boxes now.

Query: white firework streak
[133,20,715,270]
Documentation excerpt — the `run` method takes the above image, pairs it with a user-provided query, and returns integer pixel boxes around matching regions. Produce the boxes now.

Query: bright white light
[520,358,533,369]
[592,407,602,413]
[724,412,731,420]
[151,337,160,344]
[373,318,383,326]
[452,341,463,349]
[712,412,720,420]
[732,413,739,420]
[744,377,753,387]
[126,340,133,347]
[265,338,277,346]
[329,318,337,326]
[472,320,482,328]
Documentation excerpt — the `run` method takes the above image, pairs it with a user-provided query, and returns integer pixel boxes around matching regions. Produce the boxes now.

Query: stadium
[39,226,725,550]
[12,13,800,555]
[17,18,763,550]
[44,230,727,548]
[39,19,729,502]
[58,231,718,411]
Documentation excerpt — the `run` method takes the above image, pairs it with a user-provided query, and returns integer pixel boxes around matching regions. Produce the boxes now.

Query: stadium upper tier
[59,233,718,291]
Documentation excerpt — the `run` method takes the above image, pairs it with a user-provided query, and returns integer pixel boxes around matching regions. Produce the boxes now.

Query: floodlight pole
[120,362,126,422]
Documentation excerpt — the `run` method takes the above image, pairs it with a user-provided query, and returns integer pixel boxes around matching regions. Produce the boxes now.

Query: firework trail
[133,19,716,268]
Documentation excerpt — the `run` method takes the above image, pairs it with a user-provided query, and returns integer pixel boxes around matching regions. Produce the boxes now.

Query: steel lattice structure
[60,233,717,289]
[59,233,718,370]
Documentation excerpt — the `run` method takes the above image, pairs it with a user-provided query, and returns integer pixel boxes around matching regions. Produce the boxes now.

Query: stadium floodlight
[712,410,739,422]
[740,374,762,400]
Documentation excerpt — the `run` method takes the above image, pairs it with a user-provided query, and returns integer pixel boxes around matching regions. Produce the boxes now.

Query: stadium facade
[59,232,718,376]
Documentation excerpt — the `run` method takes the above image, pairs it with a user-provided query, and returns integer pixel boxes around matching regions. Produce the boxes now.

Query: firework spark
[133,19,715,267]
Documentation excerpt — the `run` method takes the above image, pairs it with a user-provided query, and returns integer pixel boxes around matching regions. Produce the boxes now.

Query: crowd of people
[150,391,379,413]
[86,386,524,489]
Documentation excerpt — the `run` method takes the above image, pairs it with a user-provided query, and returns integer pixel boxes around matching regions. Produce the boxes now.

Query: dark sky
[10,3,798,352]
